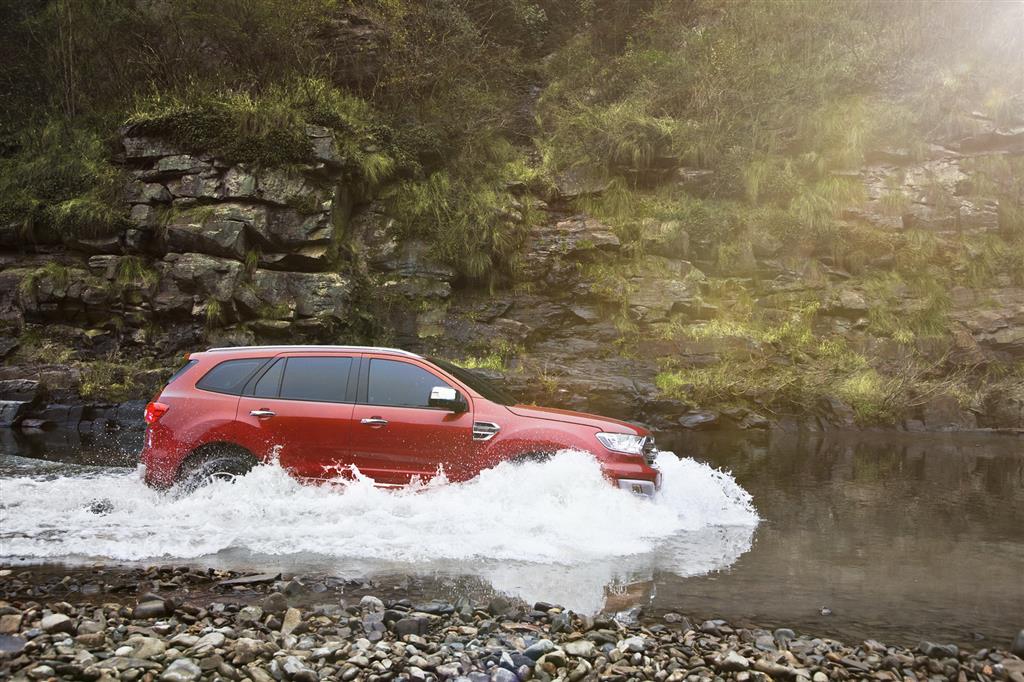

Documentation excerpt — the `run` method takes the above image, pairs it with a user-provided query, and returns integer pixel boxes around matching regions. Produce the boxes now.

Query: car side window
[366,359,452,409]
[278,356,353,403]
[196,358,268,395]
[251,358,285,398]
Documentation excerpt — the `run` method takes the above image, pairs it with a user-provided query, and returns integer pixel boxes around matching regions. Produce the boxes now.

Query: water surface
[1,428,1021,648]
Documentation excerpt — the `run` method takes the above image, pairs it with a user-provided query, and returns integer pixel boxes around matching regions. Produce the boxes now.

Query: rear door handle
[360,417,388,427]
[250,409,276,418]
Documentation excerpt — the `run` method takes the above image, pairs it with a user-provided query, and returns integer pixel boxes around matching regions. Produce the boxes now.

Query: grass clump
[0,123,125,240]
[127,78,402,184]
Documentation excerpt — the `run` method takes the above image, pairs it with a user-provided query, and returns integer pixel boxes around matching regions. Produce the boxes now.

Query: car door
[349,356,475,484]
[235,354,356,480]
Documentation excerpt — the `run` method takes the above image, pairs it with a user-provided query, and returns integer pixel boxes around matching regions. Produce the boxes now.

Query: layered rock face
[0,114,1023,433]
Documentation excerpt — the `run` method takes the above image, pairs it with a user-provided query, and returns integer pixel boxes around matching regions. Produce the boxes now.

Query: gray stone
[97,656,163,671]
[0,400,29,428]
[719,651,750,672]
[161,658,202,682]
[40,613,75,635]
[190,631,225,655]
[490,668,519,682]
[133,600,168,619]
[917,641,959,659]
[523,639,555,660]
[281,607,302,635]
[563,639,597,658]
[219,572,281,587]
[678,410,719,430]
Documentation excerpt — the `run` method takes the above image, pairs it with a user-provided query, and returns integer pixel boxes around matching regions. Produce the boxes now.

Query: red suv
[141,345,661,495]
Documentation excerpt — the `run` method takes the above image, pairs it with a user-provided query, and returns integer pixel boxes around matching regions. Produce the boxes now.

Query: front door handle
[360,417,388,427]
[250,409,276,418]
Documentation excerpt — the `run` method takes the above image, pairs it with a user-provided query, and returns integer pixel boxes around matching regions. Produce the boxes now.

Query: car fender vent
[472,421,500,441]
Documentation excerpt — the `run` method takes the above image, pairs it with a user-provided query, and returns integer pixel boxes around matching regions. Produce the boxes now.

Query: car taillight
[144,401,169,424]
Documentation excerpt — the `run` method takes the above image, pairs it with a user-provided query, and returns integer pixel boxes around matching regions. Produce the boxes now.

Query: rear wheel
[175,449,256,495]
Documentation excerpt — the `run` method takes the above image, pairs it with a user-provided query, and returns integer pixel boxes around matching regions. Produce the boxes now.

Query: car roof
[200,345,422,359]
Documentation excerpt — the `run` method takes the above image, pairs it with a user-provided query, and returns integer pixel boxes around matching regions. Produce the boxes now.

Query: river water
[0,428,1021,649]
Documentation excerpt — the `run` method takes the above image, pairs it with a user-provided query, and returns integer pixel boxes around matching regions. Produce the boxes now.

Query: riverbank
[1,565,1022,682]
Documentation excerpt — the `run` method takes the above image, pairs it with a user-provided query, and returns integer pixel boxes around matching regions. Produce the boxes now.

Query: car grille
[642,436,658,466]
[472,421,501,441]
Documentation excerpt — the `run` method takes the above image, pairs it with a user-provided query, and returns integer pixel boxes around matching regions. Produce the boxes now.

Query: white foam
[0,450,758,609]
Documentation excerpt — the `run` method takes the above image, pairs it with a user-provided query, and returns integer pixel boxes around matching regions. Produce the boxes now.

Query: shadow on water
[1,427,1022,648]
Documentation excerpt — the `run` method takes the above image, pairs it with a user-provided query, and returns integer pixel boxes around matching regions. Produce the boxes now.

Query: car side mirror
[429,386,467,412]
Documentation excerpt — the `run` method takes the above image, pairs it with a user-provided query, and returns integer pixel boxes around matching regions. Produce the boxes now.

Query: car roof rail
[203,344,422,358]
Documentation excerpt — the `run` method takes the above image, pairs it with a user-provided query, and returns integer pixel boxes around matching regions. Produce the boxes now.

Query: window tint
[279,356,353,403]
[166,359,198,387]
[367,359,452,408]
[252,358,284,398]
[196,358,268,395]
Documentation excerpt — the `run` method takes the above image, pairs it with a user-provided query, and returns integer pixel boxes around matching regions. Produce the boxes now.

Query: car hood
[506,405,646,435]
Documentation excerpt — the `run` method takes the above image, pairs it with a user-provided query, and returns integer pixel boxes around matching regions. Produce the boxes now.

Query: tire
[176,452,255,495]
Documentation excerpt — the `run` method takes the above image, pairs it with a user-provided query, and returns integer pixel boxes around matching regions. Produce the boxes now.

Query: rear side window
[278,356,353,403]
[366,359,452,408]
[251,358,285,398]
[166,359,198,386]
[196,358,268,395]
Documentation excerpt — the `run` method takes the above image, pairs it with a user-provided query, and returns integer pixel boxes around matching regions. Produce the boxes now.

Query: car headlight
[596,432,646,455]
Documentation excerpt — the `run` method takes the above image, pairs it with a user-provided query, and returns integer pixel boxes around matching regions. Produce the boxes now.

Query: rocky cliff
[1,1,1022,435]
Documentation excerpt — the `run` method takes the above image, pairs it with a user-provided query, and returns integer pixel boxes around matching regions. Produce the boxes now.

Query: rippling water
[1,428,1022,648]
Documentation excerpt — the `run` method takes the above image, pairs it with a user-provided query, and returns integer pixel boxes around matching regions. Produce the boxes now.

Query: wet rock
[262,591,288,614]
[678,410,719,430]
[1012,629,1024,657]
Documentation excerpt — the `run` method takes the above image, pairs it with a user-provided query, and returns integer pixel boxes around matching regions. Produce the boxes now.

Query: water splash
[0,450,758,610]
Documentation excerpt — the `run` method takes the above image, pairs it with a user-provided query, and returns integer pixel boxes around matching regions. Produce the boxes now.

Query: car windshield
[428,358,518,406]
